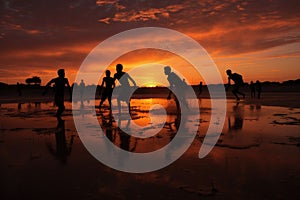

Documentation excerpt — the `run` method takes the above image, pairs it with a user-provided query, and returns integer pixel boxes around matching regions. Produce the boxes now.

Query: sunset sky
[0,0,299,85]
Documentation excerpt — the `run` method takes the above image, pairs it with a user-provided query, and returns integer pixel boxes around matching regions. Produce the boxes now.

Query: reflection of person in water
[43,69,72,117]
[117,118,137,152]
[165,114,190,161]
[18,103,22,110]
[164,66,189,111]
[47,118,74,164]
[114,64,137,113]
[228,102,244,131]
[99,112,115,143]
[79,79,85,102]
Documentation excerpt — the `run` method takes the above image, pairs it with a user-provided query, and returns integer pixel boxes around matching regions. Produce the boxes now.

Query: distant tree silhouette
[25,76,41,85]
[0,82,8,87]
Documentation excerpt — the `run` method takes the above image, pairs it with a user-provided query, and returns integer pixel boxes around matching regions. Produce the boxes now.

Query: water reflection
[118,118,137,152]
[228,102,244,131]
[99,112,115,143]
[99,113,138,152]
[97,100,193,155]
[46,118,74,164]
[18,103,22,110]
[17,102,41,112]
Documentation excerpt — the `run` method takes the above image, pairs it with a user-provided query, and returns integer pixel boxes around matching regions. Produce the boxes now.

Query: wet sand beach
[0,95,299,199]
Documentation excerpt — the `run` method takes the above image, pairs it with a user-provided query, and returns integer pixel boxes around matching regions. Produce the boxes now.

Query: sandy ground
[0,97,299,200]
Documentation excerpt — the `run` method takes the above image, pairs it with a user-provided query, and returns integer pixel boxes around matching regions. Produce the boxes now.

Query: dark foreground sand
[0,96,299,200]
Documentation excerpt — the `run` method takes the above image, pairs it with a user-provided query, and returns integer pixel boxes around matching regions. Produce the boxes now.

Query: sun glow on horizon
[145,84,157,88]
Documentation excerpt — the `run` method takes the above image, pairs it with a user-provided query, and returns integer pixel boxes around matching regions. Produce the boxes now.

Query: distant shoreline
[1,82,300,108]
[0,91,299,109]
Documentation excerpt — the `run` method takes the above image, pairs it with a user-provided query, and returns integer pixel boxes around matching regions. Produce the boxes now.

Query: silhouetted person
[47,118,74,164]
[199,81,203,95]
[114,64,137,113]
[43,69,72,117]
[225,69,245,101]
[79,79,85,101]
[17,82,22,96]
[164,66,189,110]
[99,70,115,111]
[17,103,22,110]
[250,81,255,98]
[256,80,262,99]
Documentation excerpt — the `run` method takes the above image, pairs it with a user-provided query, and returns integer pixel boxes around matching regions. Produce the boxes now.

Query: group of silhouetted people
[249,80,262,99]
[42,64,137,118]
[98,64,137,113]
[226,69,262,100]
[42,65,263,118]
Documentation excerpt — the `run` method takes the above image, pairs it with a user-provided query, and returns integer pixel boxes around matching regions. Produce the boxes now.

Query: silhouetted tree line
[25,76,41,85]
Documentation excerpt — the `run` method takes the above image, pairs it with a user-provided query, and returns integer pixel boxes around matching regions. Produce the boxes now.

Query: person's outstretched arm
[42,79,54,95]
[127,74,137,87]
[112,79,115,89]
[113,74,119,84]
[99,79,104,95]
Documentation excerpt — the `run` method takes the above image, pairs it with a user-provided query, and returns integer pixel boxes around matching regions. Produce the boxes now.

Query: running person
[225,69,245,101]
[99,70,115,111]
[43,69,72,117]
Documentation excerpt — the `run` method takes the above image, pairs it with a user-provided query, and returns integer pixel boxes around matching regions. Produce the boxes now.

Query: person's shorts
[101,89,113,101]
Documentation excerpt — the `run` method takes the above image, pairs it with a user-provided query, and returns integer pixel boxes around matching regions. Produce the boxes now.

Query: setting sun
[145,84,157,88]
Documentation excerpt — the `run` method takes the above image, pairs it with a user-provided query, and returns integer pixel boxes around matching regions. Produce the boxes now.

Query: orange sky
[0,0,299,85]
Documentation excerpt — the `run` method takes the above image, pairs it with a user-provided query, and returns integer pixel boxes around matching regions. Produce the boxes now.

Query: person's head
[226,69,232,76]
[116,64,123,72]
[164,66,171,75]
[57,69,65,78]
[250,81,253,84]
[81,79,84,83]
[105,70,111,77]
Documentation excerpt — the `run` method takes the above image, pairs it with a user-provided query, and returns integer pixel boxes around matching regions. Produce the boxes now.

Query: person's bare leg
[236,91,245,99]
[108,96,112,111]
[56,103,65,117]
[232,90,240,100]
[99,99,104,109]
